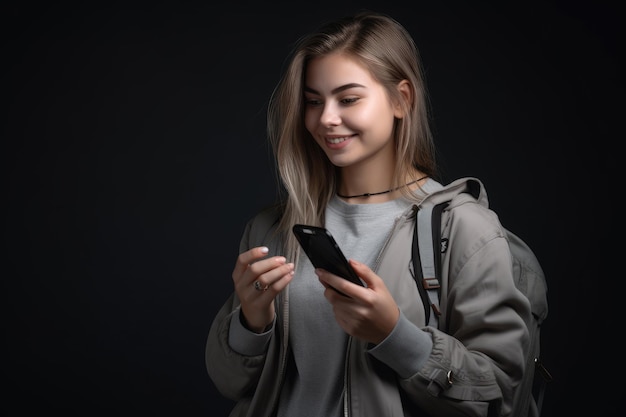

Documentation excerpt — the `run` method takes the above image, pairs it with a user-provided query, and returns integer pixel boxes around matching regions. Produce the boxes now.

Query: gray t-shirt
[277,195,414,417]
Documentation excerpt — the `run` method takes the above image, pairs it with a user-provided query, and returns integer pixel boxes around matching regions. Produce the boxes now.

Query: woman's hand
[317,259,400,344]
[232,246,294,333]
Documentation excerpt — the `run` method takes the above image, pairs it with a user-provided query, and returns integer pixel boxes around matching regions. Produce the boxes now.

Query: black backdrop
[5,1,622,416]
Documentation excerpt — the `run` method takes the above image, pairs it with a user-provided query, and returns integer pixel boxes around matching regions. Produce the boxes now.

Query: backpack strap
[412,201,449,327]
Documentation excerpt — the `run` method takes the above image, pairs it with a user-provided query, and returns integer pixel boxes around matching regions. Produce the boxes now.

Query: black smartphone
[292,224,364,287]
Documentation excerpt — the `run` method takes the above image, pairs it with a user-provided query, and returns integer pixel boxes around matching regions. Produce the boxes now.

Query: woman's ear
[393,80,413,119]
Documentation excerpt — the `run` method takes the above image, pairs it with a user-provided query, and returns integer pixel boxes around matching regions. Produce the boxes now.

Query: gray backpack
[412,196,552,417]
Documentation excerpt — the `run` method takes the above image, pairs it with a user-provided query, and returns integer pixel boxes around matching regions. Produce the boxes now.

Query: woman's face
[303,52,402,170]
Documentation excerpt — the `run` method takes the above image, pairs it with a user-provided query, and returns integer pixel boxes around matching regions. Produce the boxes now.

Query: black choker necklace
[337,175,428,199]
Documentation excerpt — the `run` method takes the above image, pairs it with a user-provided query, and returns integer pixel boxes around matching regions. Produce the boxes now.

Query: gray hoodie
[206,177,531,417]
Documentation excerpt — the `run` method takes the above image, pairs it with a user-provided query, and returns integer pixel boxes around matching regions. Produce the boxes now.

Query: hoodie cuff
[368,311,433,379]
[228,308,274,356]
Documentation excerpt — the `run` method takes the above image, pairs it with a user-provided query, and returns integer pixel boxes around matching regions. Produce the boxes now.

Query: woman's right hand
[232,246,295,333]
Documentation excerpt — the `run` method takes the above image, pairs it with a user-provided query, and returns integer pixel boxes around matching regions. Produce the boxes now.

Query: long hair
[267,11,437,261]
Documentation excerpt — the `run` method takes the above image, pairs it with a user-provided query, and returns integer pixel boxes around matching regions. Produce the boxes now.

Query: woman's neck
[337,170,428,203]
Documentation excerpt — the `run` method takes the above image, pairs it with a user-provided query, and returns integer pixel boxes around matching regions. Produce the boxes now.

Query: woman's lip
[325,134,355,144]
[326,136,349,144]
[324,135,353,149]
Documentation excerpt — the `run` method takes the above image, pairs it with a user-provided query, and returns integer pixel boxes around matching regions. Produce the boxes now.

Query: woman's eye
[304,96,359,106]
[341,97,359,105]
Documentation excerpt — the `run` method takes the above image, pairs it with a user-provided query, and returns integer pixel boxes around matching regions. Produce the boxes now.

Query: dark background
[4,1,622,416]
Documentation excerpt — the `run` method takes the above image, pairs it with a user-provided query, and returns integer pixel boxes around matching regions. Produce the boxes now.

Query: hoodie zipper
[266,288,290,416]
[343,336,352,417]
[342,212,409,417]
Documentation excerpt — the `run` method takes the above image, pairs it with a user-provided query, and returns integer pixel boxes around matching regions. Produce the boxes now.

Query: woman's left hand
[316,259,400,344]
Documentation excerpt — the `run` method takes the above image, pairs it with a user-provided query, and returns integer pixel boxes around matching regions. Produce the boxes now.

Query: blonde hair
[267,11,437,260]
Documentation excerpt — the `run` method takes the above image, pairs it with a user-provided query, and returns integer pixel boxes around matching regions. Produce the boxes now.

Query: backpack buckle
[423,277,440,289]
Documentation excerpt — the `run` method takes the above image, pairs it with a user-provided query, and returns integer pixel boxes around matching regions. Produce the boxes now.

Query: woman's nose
[320,104,341,127]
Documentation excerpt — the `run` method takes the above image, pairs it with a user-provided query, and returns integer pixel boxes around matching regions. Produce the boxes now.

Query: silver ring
[254,281,266,291]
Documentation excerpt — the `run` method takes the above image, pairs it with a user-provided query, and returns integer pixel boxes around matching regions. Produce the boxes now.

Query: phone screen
[292,224,363,287]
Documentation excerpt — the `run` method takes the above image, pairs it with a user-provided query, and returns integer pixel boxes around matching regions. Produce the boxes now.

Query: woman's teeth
[327,137,348,144]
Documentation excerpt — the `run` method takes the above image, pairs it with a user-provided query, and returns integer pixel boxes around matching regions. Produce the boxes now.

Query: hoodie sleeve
[399,202,531,417]
[205,206,282,400]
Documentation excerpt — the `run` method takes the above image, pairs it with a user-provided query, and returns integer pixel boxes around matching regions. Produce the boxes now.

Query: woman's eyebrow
[304,83,367,95]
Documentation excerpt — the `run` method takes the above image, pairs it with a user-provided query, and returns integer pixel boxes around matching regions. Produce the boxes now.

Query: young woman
[206,11,531,417]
